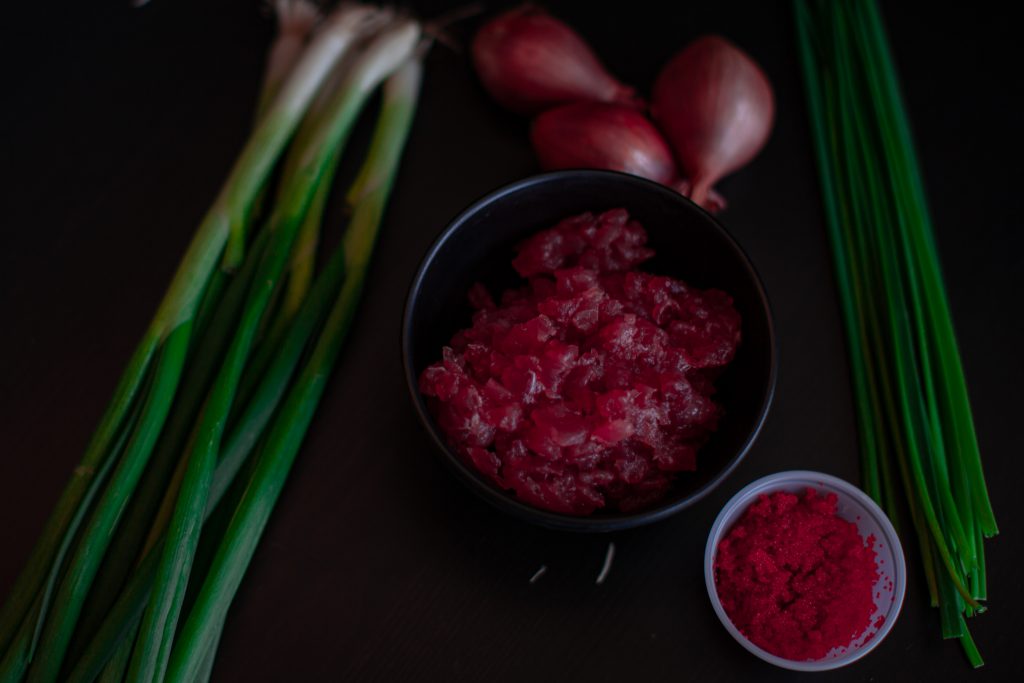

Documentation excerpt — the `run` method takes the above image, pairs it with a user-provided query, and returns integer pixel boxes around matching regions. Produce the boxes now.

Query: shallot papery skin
[472,6,640,115]
[530,102,683,189]
[651,35,775,210]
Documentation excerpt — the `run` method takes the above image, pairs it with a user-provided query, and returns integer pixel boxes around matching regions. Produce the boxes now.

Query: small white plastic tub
[704,470,906,672]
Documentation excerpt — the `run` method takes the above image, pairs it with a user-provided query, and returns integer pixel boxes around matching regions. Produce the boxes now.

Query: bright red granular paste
[419,208,741,515]
[714,489,880,661]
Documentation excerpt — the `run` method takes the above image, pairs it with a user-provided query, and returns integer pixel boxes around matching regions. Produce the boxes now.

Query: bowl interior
[404,171,776,530]
[704,471,906,671]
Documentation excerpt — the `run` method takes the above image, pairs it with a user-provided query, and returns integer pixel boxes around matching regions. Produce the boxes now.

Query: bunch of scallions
[0,3,425,681]
[794,0,997,667]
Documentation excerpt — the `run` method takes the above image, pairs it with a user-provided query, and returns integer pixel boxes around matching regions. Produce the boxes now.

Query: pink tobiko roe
[419,208,741,515]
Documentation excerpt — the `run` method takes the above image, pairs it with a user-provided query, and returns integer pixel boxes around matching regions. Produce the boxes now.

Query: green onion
[234,42,369,407]
[95,634,132,683]
[163,51,423,683]
[280,150,337,320]
[0,338,155,659]
[125,19,418,683]
[64,250,342,683]
[68,228,274,663]
[256,1,324,116]
[4,6,424,680]
[4,9,385,683]
[0,383,146,682]
[276,67,351,323]
[191,614,225,683]
[794,0,996,667]
[63,235,346,683]
[24,324,191,683]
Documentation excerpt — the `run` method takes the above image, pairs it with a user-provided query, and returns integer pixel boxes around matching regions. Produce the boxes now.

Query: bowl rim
[401,169,778,532]
[703,470,907,671]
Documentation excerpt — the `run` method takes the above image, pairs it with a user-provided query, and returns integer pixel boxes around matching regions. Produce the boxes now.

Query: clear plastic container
[704,470,906,672]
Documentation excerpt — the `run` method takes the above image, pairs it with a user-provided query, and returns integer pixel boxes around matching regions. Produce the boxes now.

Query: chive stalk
[794,0,995,666]
[827,8,975,600]
[852,0,995,537]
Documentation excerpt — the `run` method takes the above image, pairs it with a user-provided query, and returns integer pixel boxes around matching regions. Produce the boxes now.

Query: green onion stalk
[67,227,273,664]
[0,7,387,683]
[95,635,132,683]
[238,48,365,400]
[63,230,349,683]
[257,0,324,116]
[132,0,358,561]
[793,0,996,667]
[97,7,343,597]
[164,51,424,683]
[275,57,357,324]
[247,0,342,230]
[0,372,150,681]
[125,19,420,683]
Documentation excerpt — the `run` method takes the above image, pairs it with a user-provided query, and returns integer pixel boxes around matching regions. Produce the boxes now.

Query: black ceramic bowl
[402,170,776,532]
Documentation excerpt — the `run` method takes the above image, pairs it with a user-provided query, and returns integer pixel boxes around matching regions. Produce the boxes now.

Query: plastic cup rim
[703,469,907,672]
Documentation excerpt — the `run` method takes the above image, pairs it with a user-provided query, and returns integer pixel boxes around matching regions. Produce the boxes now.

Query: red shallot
[530,102,683,190]
[472,5,640,115]
[651,35,774,210]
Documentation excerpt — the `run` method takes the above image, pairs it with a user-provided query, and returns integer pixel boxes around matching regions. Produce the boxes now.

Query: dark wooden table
[2,1,1021,680]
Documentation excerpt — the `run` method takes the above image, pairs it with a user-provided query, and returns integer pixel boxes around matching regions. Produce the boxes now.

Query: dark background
[1,0,1021,680]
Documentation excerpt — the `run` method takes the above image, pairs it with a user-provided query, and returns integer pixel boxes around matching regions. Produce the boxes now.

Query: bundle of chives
[0,4,425,682]
[794,0,996,667]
